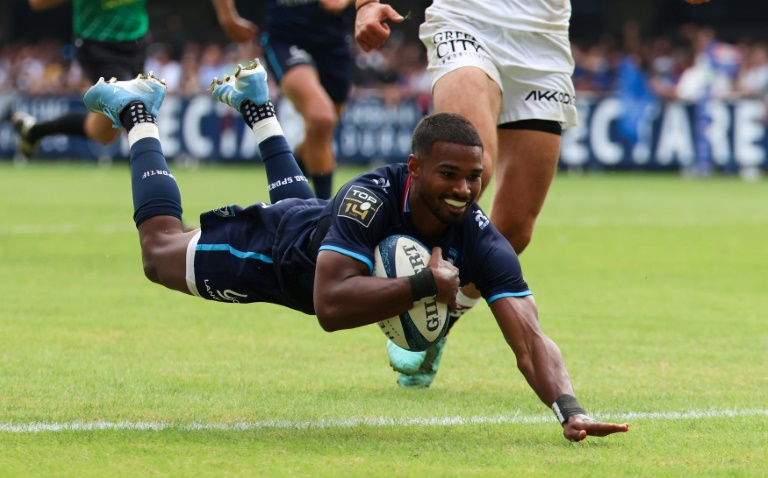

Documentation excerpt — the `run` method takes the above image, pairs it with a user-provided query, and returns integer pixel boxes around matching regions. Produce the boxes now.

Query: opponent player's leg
[433,67,502,195]
[281,65,339,199]
[12,49,141,158]
[491,127,561,254]
[10,110,119,159]
[386,67,501,387]
[211,60,314,202]
[83,73,192,294]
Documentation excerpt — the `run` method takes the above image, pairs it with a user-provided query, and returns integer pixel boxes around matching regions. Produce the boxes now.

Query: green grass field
[1,162,766,477]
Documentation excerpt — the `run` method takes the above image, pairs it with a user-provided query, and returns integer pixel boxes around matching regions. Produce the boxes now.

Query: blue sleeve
[465,211,532,304]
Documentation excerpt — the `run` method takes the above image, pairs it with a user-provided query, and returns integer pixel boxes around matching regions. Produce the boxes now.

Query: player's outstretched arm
[354,1,404,52]
[490,296,629,441]
[212,0,258,43]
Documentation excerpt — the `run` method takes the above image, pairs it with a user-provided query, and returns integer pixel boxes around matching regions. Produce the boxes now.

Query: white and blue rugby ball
[373,235,450,352]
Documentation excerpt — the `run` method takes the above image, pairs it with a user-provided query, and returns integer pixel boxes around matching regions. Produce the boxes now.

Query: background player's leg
[491,128,561,254]
[281,65,338,199]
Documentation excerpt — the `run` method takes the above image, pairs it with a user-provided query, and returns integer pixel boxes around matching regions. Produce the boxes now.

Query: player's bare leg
[281,64,339,199]
[491,129,561,254]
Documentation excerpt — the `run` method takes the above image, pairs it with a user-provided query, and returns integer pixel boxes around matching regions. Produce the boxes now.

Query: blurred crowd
[3,23,768,104]
[574,23,768,102]
[0,30,432,106]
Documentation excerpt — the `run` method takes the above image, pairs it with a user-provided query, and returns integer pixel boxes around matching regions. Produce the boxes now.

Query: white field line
[537,216,768,227]
[1,409,765,433]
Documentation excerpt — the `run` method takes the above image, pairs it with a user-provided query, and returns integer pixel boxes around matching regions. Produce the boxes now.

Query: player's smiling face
[408,140,483,235]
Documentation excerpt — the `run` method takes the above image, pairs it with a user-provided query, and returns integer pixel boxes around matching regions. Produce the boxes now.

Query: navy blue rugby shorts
[261,33,352,104]
[185,204,283,305]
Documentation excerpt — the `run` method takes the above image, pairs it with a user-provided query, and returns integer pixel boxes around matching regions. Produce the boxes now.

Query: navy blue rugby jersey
[317,163,532,304]
[264,0,354,45]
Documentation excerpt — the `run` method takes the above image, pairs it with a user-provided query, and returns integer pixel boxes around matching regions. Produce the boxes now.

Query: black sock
[28,112,88,142]
[311,172,333,200]
[119,102,157,133]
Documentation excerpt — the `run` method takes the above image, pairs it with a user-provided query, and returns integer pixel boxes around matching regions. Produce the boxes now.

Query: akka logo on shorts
[338,185,382,227]
[524,90,574,105]
[212,205,236,218]
[433,31,486,63]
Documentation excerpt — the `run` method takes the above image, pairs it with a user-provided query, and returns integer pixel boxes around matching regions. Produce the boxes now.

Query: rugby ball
[373,235,450,351]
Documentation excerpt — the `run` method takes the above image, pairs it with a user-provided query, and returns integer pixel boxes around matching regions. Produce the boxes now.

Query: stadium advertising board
[1,95,767,172]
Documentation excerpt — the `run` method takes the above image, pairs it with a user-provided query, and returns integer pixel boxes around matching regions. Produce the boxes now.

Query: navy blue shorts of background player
[75,33,151,83]
[261,34,353,104]
[260,0,354,104]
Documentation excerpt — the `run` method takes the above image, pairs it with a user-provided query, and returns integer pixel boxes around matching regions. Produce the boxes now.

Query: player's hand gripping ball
[373,235,450,351]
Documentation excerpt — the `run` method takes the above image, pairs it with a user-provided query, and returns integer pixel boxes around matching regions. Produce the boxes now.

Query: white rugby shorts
[419,11,579,128]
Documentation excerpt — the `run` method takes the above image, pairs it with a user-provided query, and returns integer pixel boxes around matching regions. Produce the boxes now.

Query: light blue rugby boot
[387,339,427,376]
[389,302,474,388]
[395,337,447,389]
[210,59,270,109]
[83,73,166,128]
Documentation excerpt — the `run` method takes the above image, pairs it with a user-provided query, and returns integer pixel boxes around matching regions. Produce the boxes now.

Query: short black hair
[411,112,483,158]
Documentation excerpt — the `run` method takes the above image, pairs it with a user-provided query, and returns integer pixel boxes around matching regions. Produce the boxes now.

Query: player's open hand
[355,2,404,52]
[427,247,460,309]
[220,17,258,43]
[562,414,629,442]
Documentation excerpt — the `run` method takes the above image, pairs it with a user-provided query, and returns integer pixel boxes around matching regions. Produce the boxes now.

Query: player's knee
[138,236,167,284]
[140,250,163,284]
[304,110,337,138]
[88,127,121,145]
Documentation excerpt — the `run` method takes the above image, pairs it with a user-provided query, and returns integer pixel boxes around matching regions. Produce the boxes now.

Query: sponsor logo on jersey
[370,177,390,188]
[338,185,382,227]
[212,205,236,218]
[474,210,490,229]
[524,90,574,105]
[432,30,487,64]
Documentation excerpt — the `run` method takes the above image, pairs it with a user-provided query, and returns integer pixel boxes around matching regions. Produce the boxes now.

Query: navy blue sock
[310,172,333,200]
[129,137,183,227]
[259,135,315,202]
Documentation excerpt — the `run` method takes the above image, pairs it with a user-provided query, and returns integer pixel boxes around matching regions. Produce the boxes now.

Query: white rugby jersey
[426,0,571,33]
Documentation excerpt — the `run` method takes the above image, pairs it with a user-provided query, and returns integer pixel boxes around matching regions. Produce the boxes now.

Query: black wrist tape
[408,269,437,302]
[552,394,586,425]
